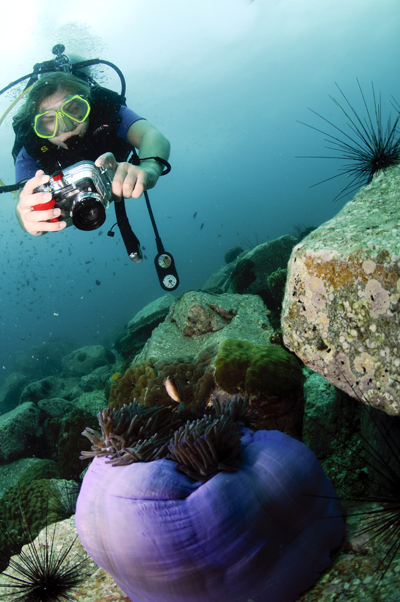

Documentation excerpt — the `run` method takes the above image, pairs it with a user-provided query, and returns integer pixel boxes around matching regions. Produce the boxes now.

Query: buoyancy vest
[12,85,139,177]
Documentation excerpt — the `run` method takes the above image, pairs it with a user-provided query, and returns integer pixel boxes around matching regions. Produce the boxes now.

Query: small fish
[111,372,122,382]
[193,212,197,219]
[142,246,146,250]
[163,376,181,402]
[95,280,101,285]
[200,223,204,230]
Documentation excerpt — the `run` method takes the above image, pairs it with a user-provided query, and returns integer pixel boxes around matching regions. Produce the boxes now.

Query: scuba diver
[1,45,179,291]
[14,69,170,236]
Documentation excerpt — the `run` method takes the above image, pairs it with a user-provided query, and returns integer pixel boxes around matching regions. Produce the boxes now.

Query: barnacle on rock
[167,415,242,481]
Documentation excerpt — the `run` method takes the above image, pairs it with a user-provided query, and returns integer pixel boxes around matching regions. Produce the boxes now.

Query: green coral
[0,478,59,572]
[214,338,303,397]
[109,346,217,411]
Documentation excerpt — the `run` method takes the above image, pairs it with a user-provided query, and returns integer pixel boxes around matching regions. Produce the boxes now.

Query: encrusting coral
[0,479,65,572]
[108,346,216,411]
[76,395,344,602]
[214,338,304,397]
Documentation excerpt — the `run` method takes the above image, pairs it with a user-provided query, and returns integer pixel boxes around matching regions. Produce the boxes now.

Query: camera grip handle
[32,198,59,222]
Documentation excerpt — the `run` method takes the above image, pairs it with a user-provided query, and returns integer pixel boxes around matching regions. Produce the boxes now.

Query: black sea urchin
[308,384,400,591]
[0,500,89,602]
[298,80,400,201]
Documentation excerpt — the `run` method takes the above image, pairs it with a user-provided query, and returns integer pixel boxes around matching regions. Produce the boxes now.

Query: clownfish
[163,376,181,403]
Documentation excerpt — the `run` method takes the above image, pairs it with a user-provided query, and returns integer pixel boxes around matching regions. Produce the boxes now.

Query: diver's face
[37,92,89,149]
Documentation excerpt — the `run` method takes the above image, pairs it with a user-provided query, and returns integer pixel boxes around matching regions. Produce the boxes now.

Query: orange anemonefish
[163,376,181,402]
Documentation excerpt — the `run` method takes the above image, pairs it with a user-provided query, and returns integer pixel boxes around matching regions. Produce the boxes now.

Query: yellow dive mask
[33,95,90,138]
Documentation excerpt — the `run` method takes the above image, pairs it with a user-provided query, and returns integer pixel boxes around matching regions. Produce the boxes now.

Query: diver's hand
[16,170,66,236]
[95,152,162,200]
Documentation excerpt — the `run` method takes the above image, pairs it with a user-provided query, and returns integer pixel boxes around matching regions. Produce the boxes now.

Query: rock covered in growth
[62,345,115,377]
[12,339,75,380]
[227,235,296,295]
[0,458,59,501]
[0,372,29,414]
[19,375,80,404]
[115,294,175,359]
[282,165,400,415]
[135,291,273,363]
[0,402,42,463]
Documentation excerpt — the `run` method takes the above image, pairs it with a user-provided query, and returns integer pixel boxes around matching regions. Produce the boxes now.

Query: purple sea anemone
[75,427,344,602]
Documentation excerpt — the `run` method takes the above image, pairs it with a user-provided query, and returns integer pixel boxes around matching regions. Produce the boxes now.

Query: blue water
[0,0,399,383]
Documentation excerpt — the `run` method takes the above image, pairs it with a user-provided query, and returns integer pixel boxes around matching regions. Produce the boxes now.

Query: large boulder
[134,291,274,364]
[115,294,175,359]
[62,345,115,377]
[226,235,296,296]
[0,372,29,415]
[282,165,400,415]
[0,402,42,463]
[19,375,80,405]
[12,338,75,380]
[0,457,59,501]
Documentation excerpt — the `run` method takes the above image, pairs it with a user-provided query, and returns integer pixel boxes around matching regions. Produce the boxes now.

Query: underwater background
[0,0,399,381]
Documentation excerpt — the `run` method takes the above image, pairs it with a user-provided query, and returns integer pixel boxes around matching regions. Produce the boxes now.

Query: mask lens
[34,111,57,137]
[61,96,90,122]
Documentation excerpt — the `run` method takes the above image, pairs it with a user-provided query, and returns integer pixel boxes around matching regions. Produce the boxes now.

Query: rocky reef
[282,164,400,415]
[1,198,400,600]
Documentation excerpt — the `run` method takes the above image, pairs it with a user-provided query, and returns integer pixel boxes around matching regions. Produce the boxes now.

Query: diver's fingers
[19,171,50,208]
[131,171,146,199]
[122,169,140,199]
[95,152,118,171]
[31,220,67,234]
[111,163,133,198]
[23,215,67,236]
[25,207,62,224]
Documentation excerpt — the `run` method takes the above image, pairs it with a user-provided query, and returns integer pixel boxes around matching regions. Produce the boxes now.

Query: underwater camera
[34,161,112,231]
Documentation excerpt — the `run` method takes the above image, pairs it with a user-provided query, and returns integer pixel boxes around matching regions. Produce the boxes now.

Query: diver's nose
[58,115,75,133]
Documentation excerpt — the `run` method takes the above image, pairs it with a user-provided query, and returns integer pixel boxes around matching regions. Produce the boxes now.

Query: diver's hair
[18,72,92,122]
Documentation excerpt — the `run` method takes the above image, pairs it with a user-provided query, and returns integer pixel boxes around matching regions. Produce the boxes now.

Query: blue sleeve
[15,147,41,185]
[117,106,146,142]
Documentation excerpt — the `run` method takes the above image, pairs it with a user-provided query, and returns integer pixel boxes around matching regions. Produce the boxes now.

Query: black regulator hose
[0,58,126,98]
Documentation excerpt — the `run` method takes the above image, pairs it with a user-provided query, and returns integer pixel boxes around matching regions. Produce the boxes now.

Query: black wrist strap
[139,156,171,175]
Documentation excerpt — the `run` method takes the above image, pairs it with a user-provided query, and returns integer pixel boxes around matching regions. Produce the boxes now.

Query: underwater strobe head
[34,161,112,231]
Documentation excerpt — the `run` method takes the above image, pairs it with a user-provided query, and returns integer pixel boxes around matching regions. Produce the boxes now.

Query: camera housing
[35,161,113,231]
